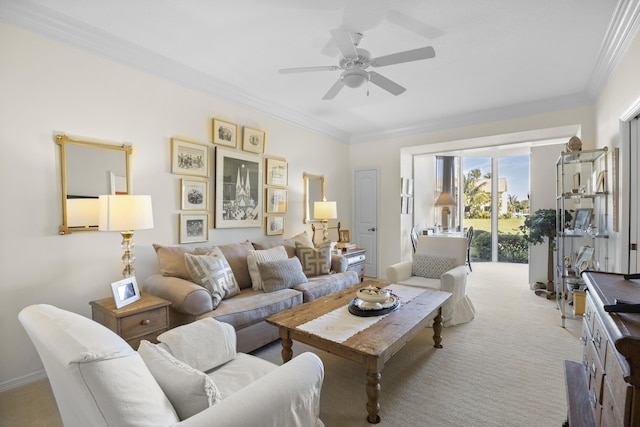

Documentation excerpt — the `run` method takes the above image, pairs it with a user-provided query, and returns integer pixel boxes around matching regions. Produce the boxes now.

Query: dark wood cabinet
[564,272,640,426]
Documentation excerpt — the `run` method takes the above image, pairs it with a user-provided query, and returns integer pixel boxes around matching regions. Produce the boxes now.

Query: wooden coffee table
[266,279,451,423]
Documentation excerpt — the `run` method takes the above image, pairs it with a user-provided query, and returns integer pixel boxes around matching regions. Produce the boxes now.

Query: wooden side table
[90,292,171,350]
[342,248,366,281]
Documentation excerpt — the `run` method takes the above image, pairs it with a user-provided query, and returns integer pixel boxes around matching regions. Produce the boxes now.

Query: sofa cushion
[203,288,302,330]
[257,257,308,293]
[294,271,360,302]
[412,254,457,279]
[154,243,211,280]
[138,340,221,420]
[157,318,236,372]
[252,231,315,258]
[247,246,288,290]
[184,248,241,309]
[207,353,277,399]
[295,241,331,277]
[216,241,255,289]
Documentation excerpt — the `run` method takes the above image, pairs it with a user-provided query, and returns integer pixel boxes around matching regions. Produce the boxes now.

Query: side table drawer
[347,262,365,281]
[120,307,168,340]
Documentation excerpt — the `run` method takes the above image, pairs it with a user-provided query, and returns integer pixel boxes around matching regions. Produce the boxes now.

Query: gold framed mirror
[303,172,325,224]
[57,134,132,234]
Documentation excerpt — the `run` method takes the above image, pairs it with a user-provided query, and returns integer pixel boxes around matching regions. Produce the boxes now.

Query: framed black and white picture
[265,215,284,235]
[242,127,266,154]
[180,213,209,243]
[212,118,238,148]
[171,138,209,177]
[266,188,287,213]
[110,277,140,309]
[181,179,209,210]
[215,147,263,228]
[265,157,287,187]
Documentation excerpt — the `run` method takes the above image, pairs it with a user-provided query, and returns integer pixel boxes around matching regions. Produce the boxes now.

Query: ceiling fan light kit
[279,29,435,100]
[342,69,369,88]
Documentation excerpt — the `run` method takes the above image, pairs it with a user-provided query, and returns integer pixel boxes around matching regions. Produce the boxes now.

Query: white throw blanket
[297,284,426,343]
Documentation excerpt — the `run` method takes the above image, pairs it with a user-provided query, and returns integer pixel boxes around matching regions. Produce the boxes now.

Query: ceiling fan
[279,29,436,100]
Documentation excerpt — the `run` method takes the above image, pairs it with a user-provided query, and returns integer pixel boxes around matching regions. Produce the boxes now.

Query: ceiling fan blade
[330,29,358,59]
[279,66,339,74]
[323,78,345,100]
[368,71,406,96]
[371,46,436,67]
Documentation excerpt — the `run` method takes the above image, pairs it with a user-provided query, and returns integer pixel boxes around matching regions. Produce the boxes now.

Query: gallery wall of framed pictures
[169,118,289,242]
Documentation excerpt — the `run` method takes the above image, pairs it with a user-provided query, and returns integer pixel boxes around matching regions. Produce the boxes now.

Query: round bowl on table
[356,286,391,307]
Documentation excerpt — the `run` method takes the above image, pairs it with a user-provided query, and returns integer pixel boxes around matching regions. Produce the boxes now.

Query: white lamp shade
[434,192,456,207]
[99,195,154,231]
[67,198,100,227]
[314,201,337,220]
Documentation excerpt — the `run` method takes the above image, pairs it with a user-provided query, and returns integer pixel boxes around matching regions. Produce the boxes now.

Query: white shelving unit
[555,147,609,327]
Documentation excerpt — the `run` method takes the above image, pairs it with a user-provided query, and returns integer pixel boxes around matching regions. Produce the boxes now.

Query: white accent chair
[385,235,475,326]
[19,304,325,427]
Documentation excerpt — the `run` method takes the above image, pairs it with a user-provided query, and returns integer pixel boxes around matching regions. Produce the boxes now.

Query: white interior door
[354,169,378,278]
[631,117,639,272]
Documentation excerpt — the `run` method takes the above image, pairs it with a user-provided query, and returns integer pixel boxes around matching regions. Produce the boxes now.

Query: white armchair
[19,304,324,427]
[385,235,475,326]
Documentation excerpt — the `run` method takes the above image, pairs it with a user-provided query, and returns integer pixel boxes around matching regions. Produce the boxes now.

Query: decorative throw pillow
[153,243,211,280]
[246,246,288,290]
[184,247,241,309]
[157,318,236,372]
[412,254,458,279]
[257,257,308,292]
[295,241,331,277]
[138,340,221,420]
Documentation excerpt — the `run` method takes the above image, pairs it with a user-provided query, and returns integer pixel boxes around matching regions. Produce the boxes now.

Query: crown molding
[2,0,637,145]
[0,1,351,143]
[586,0,640,100]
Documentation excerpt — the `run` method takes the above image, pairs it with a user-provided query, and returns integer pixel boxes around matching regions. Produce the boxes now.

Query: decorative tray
[348,294,400,317]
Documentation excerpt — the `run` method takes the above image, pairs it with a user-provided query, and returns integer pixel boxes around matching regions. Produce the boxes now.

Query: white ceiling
[3,0,638,143]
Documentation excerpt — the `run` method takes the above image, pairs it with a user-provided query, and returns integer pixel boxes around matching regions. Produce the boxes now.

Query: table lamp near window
[99,195,154,278]
[434,192,455,232]
[314,200,337,242]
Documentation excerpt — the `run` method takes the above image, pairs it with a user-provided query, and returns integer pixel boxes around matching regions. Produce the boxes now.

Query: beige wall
[0,23,352,388]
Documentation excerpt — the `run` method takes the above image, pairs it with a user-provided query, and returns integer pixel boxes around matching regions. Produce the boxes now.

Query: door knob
[368,228,376,232]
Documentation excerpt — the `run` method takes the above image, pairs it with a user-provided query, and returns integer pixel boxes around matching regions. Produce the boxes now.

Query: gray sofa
[143,233,359,353]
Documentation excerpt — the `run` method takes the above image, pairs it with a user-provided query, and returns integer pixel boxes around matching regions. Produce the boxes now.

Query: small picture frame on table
[339,229,351,243]
[111,277,140,309]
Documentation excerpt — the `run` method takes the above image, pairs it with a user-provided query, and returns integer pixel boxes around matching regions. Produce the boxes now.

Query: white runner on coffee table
[297,284,427,343]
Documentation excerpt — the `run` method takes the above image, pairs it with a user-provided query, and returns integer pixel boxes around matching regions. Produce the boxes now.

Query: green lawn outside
[464,218,525,235]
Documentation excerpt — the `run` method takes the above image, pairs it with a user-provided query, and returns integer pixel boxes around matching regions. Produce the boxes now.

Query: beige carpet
[255,262,583,427]
[0,262,583,427]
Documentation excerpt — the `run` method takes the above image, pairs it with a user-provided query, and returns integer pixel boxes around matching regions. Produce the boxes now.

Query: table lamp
[314,200,337,242]
[99,195,154,278]
[434,192,455,232]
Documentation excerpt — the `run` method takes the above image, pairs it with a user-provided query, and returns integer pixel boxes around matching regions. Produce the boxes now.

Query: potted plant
[518,208,572,293]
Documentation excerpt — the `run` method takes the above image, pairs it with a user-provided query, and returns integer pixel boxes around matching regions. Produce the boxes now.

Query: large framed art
[215,147,263,228]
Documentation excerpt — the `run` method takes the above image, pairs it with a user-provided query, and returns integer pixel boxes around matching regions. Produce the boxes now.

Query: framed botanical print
[179,213,209,243]
[266,188,287,213]
[171,138,209,177]
[215,147,263,228]
[181,179,209,210]
[212,118,238,148]
[265,157,287,187]
[242,127,265,154]
[265,216,284,236]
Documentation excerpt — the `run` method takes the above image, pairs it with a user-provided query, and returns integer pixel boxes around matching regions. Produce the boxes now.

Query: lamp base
[120,230,136,278]
[441,208,450,232]
[322,219,329,242]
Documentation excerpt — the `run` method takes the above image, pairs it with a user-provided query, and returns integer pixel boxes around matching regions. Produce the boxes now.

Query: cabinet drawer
[584,297,596,335]
[585,339,605,404]
[604,344,632,425]
[591,314,608,366]
[120,307,168,340]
